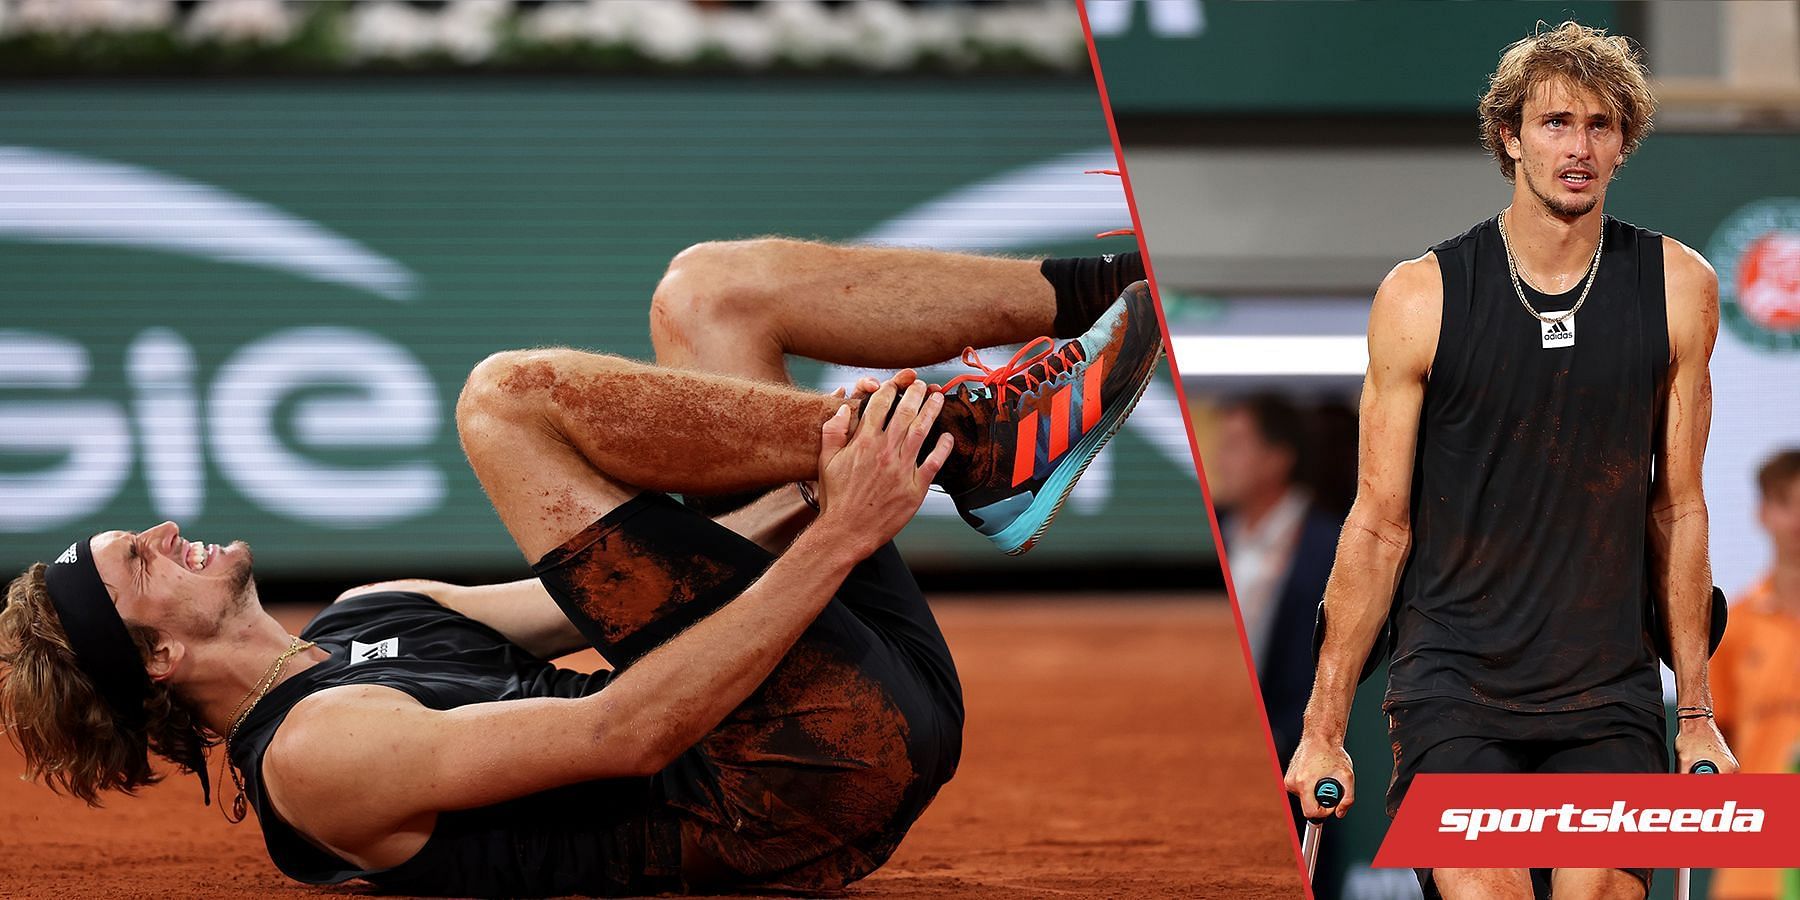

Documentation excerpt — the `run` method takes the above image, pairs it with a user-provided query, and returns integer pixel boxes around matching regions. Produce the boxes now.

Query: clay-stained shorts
[533,491,964,893]
[1387,696,1668,899]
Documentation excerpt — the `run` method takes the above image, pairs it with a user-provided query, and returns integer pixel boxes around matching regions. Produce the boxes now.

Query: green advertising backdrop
[1091,0,1620,113]
[0,80,1210,577]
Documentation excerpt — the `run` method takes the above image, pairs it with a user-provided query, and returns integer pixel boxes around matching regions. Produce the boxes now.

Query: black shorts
[1386,697,1669,900]
[532,492,964,893]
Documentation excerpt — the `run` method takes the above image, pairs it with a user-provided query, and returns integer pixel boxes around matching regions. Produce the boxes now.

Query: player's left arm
[337,578,588,661]
[1650,236,1739,774]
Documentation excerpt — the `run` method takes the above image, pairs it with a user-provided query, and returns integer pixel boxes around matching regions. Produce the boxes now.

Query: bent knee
[457,348,618,426]
[456,348,636,459]
[652,239,803,345]
[459,349,554,421]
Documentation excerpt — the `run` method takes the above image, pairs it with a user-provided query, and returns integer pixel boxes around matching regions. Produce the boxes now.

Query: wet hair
[1479,20,1656,182]
[0,564,215,806]
[1758,449,1800,501]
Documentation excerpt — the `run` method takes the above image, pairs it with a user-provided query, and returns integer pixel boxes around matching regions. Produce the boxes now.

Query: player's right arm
[1284,254,1439,819]
[260,377,953,870]
[265,521,865,870]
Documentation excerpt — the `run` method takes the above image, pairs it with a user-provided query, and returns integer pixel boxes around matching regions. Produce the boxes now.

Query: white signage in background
[1085,0,1205,38]
[856,149,1134,252]
[129,328,204,521]
[0,146,440,534]
[0,146,416,302]
[210,327,443,528]
[0,327,444,533]
[0,332,133,531]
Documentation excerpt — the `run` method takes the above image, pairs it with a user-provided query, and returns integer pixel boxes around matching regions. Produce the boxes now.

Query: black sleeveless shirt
[227,592,685,897]
[1386,214,1668,716]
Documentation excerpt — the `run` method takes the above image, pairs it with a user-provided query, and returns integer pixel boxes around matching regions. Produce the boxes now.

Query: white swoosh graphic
[0,146,417,301]
[856,148,1130,251]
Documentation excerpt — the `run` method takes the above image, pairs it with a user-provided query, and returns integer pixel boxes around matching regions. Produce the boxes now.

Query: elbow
[592,701,683,778]
[615,730,677,778]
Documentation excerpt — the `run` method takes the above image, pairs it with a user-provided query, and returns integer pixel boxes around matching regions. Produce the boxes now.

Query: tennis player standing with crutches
[1283,22,1738,900]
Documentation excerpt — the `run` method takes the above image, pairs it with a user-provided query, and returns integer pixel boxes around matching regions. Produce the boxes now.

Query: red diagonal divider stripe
[1375,774,1800,869]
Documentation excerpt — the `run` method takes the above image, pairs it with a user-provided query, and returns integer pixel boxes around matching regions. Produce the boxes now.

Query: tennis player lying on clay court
[0,241,1160,895]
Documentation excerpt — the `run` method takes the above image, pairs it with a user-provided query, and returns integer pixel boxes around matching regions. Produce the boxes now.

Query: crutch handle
[1296,779,1344,882]
[1307,777,1344,821]
[1301,779,1342,882]
[1314,777,1343,807]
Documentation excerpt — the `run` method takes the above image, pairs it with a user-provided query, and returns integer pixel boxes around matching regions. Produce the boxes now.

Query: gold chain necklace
[218,635,316,823]
[1497,208,1605,326]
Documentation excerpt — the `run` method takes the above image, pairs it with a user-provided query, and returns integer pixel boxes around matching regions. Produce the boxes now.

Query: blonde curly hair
[0,564,215,806]
[1479,20,1656,182]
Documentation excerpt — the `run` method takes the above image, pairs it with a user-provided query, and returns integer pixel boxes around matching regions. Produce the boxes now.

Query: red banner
[1375,774,1800,868]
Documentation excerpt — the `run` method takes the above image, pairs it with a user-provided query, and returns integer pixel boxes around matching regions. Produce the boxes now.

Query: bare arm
[1651,237,1738,773]
[1284,254,1440,817]
[336,578,588,661]
[266,378,954,866]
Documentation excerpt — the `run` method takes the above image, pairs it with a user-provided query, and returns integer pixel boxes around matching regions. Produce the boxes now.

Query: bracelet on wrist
[1676,705,1715,721]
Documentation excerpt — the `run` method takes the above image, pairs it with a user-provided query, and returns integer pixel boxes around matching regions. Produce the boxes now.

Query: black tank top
[227,592,685,897]
[1386,214,1668,716]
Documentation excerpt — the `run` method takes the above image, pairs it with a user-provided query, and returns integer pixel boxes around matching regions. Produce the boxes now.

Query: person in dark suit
[1209,394,1345,766]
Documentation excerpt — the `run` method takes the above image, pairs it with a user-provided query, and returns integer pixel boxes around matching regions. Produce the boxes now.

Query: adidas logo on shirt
[351,637,400,663]
[1540,312,1575,349]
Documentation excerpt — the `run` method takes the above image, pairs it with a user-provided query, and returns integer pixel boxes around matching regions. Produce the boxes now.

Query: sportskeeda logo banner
[1375,775,1800,868]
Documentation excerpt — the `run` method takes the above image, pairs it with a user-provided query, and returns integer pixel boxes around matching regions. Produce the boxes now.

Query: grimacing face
[1506,77,1625,220]
[88,522,255,659]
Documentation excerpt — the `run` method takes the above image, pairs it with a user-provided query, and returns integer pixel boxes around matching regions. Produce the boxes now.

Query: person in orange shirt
[1710,449,1800,900]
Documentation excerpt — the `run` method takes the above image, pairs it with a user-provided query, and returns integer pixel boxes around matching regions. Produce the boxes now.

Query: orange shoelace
[941,337,1058,405]
[1084,168,1136,238]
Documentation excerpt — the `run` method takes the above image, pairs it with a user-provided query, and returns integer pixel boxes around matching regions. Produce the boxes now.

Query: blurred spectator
[1208,393,1343,763]
[1709,449,1800,900]
[1303,399,1357,518]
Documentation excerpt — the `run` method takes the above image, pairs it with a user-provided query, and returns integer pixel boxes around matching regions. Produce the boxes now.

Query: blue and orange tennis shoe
[933,281,1164,555]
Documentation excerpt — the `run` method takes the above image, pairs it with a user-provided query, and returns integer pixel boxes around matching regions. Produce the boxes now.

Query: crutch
[1301,777,1344,884]
[1675,759,1718,900]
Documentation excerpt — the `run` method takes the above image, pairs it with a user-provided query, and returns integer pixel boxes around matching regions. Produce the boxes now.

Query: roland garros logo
[1707,198,1800,352]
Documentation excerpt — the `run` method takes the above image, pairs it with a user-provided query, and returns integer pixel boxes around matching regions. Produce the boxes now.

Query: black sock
[1042,251,1145,338]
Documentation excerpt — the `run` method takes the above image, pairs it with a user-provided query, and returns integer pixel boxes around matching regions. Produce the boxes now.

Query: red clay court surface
[0,596,1303,899]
